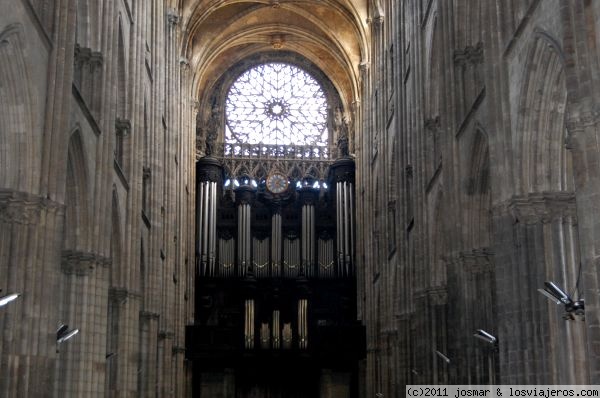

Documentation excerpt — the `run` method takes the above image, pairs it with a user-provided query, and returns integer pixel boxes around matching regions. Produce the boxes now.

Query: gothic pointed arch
[111,187,123,286]
[465,128,491,249]
[64,127,91,250]
[516,32,572,193]
[0,24,34,192]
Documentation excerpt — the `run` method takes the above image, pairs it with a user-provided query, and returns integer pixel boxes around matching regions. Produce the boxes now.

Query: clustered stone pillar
[494,193,587,384]
[0,192,64,397]
[447,249,497,384]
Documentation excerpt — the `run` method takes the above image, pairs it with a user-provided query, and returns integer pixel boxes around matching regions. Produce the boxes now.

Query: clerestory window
[225,63,328,147]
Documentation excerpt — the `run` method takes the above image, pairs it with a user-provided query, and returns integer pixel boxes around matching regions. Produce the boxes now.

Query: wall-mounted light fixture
[538,281,584,320]
[56,324,79,344]
[435,350,450,364]
[473,329,497,345]
[0,289,20,308]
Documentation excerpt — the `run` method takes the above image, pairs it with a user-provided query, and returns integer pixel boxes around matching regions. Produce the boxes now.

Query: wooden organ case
[187,156,365,397]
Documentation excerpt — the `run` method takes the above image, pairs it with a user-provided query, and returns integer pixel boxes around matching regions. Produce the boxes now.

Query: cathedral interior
[1,0,600,397]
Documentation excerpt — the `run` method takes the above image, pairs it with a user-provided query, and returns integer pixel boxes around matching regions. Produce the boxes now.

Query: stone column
[56,250,110,397]
[320,369,351,398]
[494,193,587,384]
[0,191,64,397]
[447,249,497,384]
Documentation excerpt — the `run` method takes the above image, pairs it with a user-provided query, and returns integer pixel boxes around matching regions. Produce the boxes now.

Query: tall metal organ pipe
[196,157,223,277]
[298,299,308,349]
[329,158,355,277]
[300,187,317,277]
[235,186,255,276]
[271,209,282,277]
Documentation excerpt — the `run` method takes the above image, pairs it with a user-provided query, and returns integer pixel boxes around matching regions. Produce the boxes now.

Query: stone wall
[358,0,600,396]
[0,0,194,396]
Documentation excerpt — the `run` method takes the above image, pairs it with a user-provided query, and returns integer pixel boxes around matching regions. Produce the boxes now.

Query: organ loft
[2,0,600,397]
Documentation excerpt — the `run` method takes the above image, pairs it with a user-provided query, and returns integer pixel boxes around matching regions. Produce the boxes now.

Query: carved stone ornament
[115,118,131,136]
[0,189,64,225]
[507,192,577,224]
[197,156,223,183]
[328,157,355,184]
[61,249,111,276]
[204,104,221,156]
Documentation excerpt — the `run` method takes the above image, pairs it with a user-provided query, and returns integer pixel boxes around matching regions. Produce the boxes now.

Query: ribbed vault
[179,0,368,112]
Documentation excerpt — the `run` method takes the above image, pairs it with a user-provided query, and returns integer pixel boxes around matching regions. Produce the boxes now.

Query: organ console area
[186,156,366,397]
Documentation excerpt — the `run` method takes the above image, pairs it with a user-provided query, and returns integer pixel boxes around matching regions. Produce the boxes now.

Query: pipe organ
[300,188,317,278]
[332,158,355,277]
[236,187,253,277]
[271,209,282,278]
[188,156,365,395]
[196,157,222,276]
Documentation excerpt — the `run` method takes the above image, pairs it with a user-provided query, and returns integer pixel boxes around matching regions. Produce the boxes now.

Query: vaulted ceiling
[179,0,369,110]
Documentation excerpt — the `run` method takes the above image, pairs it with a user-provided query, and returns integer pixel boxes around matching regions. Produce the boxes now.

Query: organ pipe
[318,238,334,278]
[196,158,222,277]
[271,211,282,277]
[298,299,308,349]
[284,238,300,278]
[282,322,292,349]
[272,310,280,349]
[244,299,255,349]
[253,237,269,278]
[260,323,270,349]
[335,181,355,277]
[236,188,253,276]
[336,182,343,271]
[196,178,205,275]
[330,157,355,277]
[301,203,316,277]
[197,181,218,276]
[218,237,235,277]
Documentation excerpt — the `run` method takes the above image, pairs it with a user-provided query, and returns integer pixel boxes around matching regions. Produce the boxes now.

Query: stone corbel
[143,166,151,180]
[109,287,129,303]
[167,9,179,26]
[61,250,111,276]
[115,118,131,136]
[0,190,63,225]
[158,330,175,340]
[140,311,160,321]
[508,192,577,224]
[427,286,448,306]
[424,116,440,132]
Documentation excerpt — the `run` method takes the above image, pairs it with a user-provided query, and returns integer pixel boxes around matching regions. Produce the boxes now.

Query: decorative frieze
[140,311,160,320]
[505,192,577,224]
[453,42,484,66]
[0,189,63,225]
[427,286,448,305]
[61,249,111,276]
[445,248,494,274]
[109,286,141,303]
[158,330,175,340]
